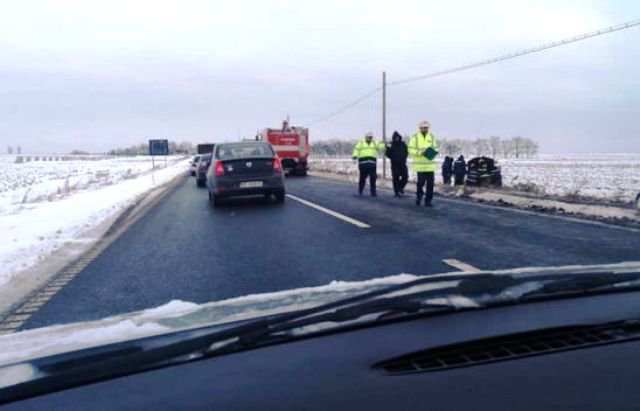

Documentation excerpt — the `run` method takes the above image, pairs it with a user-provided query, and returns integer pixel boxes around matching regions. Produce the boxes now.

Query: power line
[304,87,381,126]
[389,18,640,86]
[303,17,640,126]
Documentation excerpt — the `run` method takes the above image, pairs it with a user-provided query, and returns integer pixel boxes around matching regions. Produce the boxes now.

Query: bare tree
[7,146,13,155]
[307,135,539,159]
[17,146,22,154]
[512,136,526,159]
[473,138,490,157]
[521,139,539,158]
[439,138,458,156]
[489,136,501,158]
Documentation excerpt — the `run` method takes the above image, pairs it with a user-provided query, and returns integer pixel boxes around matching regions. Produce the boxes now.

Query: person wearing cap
[408,121,440,207]
[352,132,385,196]
[385,131,409,197]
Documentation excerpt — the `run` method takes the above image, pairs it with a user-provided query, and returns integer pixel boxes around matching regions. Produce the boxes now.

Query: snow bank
[0,155,189,289]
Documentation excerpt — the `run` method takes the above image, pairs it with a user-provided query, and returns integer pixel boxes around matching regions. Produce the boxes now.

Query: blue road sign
[149,139,169,156]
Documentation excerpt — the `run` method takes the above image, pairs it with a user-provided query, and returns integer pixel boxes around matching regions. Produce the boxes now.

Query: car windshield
[0,1,639,403]
[217,144,274,159]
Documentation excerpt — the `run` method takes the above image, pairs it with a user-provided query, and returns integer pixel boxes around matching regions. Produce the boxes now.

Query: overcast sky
[0,0,638,154]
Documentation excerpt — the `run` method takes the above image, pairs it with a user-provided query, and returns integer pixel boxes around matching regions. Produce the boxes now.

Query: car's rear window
[217,144,274,160]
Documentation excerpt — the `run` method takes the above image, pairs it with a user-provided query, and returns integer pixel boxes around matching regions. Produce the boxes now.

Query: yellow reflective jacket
[352,139,385,165]
[408,132,439,172]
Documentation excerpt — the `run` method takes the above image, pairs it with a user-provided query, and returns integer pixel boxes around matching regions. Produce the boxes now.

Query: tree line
[107,141,195,156]
[6,141,198,156]
[311,136,539,159]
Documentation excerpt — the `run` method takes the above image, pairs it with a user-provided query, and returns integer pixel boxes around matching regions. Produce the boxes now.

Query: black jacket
[442,156,454,176]
[385,139,408,165]
[453,156,466,176]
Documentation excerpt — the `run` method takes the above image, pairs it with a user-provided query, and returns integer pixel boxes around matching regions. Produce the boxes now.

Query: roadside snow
[310,153,640,204]
[0,155,189,291]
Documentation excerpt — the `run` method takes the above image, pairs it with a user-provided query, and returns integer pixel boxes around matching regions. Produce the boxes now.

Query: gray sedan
[206,142,285,207]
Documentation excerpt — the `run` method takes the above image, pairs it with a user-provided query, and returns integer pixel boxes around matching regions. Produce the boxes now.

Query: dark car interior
[6,290,640,410]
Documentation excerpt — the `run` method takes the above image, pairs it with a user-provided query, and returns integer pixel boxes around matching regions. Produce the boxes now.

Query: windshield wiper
[515,272,640,300]
[206,271,640,355]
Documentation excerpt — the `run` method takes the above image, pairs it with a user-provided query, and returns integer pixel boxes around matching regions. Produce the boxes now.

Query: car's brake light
[273,157,282,173]
[214,161,224,177]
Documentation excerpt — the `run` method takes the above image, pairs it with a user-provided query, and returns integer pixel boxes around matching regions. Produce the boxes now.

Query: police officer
[352,132,384,196]
[408,121,439,207]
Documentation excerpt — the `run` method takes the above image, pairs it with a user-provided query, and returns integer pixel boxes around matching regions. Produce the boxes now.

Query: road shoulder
[308,170,640,229]
[0,174,187,330]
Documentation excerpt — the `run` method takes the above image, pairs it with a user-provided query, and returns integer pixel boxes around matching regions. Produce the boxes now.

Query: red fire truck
[260,119,309,176]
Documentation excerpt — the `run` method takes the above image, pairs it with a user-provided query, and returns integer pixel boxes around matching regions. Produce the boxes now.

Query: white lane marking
[443,259,481,272]
[286,194,371,228]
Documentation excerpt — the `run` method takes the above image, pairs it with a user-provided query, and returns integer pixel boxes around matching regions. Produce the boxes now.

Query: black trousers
[358,163,377,194]
[391,162,408,194]
[416,171,435,204]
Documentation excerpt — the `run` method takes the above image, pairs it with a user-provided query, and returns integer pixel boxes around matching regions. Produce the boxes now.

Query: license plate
[239,181,263,188]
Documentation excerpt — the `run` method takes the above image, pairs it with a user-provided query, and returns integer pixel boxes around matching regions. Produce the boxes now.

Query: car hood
[1,262,639,366]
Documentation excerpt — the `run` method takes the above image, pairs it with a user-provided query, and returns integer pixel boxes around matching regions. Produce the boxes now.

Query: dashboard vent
[375,320,640,375]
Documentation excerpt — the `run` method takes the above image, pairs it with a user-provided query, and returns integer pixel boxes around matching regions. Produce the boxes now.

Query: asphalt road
[22,175,640,329]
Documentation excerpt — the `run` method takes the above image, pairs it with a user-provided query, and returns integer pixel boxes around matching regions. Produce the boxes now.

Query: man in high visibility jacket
[408,120,439,207]
[352,132,385,196]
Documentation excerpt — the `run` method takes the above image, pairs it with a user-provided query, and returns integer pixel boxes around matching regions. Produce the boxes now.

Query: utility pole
[382,71,387,179]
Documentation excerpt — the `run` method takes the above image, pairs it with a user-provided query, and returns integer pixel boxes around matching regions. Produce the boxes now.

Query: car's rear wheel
[275,190,285,203]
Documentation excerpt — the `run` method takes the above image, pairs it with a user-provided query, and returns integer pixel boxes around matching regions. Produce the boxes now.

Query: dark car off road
[206,142,285,207]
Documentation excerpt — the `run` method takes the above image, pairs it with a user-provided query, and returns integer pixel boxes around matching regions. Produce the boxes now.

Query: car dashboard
[6,291,640,410]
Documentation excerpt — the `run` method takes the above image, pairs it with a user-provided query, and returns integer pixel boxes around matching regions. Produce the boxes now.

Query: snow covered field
[310,154,640,204]
[0,155,189,291]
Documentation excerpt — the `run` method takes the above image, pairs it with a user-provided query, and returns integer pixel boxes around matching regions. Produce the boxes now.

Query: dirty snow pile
[310,153,640,204]
[0,154,189,289]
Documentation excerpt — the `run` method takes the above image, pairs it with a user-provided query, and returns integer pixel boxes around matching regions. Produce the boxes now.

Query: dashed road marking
[443,259,481,272]
[286,194,371,228]
[0,242,108,334]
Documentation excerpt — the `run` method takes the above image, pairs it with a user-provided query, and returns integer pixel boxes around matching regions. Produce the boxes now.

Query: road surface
[20,175,640,329]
